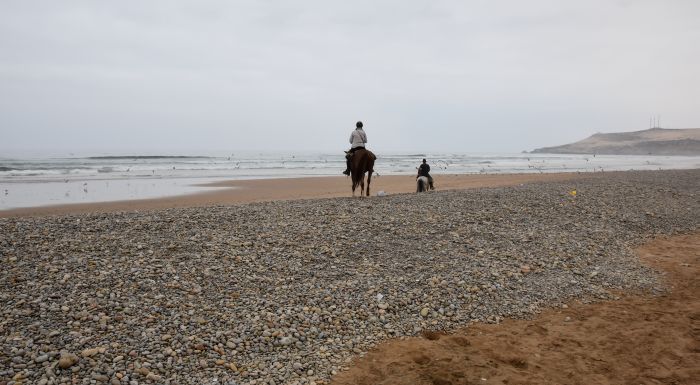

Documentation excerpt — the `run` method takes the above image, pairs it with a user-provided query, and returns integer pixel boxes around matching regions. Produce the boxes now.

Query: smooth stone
[91,373,109,382]
[58,353,79,369]
[81,348,100,358]
[35,354,49,363]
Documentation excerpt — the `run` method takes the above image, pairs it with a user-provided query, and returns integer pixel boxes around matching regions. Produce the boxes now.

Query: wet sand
[0,172,587,218]
[331,232,700,385]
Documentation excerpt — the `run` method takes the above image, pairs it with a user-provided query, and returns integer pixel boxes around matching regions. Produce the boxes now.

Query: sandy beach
[4,1,699,384]
[1,169,698,385]
[1,172,590,218]
[332,232,700,385]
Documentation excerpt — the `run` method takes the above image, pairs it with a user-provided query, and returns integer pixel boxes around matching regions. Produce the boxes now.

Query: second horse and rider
[343,121,435,193]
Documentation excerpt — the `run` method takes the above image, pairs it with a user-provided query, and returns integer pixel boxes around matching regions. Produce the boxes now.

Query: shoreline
[0,172,591,218]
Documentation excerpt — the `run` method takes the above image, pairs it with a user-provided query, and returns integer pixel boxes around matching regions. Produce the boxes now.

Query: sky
[1,0,699,155]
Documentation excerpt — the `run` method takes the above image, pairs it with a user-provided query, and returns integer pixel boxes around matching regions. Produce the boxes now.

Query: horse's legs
[351,173,356,197]
[360,174,365,197]
[366,170,372,196]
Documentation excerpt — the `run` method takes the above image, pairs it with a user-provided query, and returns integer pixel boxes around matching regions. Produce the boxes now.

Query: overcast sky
[1,0,698,155]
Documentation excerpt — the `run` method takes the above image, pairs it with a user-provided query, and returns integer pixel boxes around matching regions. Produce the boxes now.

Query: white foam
[1,152,699,210]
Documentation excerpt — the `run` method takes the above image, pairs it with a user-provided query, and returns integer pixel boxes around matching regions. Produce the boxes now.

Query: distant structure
[650,115,661,129]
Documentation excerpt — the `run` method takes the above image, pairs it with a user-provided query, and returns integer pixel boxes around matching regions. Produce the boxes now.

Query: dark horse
[348,149,376,197]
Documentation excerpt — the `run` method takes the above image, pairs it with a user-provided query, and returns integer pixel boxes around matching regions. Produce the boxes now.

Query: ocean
[1,151,699,210]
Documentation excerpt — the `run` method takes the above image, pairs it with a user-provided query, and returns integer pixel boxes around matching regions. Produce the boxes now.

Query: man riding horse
[343,121,367,176]
[417,158,434,190]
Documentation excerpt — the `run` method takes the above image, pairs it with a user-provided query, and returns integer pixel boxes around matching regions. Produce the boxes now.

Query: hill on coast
[530,128,700,155]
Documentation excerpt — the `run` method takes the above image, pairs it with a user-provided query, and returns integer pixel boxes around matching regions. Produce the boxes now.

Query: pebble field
[1,169,698,385]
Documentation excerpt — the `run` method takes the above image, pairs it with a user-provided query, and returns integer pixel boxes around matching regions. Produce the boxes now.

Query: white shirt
[349,128,367,149]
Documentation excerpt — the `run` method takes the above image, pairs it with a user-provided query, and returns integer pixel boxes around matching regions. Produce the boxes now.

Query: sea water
[1,151,699,210]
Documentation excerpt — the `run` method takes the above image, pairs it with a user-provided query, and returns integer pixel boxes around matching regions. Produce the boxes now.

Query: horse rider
[417,158,434,190]
[343,121,367,175]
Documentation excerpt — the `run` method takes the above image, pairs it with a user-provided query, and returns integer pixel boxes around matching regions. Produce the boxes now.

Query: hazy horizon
[2,1,699,154]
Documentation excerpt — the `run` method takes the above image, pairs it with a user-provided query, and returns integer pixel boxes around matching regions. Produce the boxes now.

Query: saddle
[345,148,365,156]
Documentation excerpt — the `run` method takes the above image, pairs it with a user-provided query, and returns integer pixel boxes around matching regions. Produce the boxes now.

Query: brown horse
[348,149,376,197]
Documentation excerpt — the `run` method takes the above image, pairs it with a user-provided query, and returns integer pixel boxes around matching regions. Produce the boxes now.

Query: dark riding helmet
[356,121,363,128]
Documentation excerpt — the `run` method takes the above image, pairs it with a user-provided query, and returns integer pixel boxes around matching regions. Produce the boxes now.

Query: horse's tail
[351,173,361,190]
[416,176,428,192]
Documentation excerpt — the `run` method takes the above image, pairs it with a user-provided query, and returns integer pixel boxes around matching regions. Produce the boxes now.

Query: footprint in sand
[525,324,549,335]
[411,353,432,365]
[422,330,443,341]
[448,336,471,347]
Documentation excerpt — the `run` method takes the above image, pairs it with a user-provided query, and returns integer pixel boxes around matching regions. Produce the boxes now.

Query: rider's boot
[343,155,351,175]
